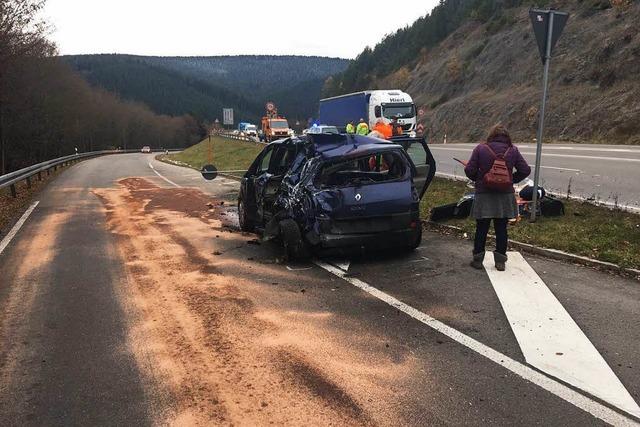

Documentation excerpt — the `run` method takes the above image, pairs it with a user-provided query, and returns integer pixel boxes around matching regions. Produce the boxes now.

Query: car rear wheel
[279,219,310,261]
[238,198,254,232]
[407,223,423,251]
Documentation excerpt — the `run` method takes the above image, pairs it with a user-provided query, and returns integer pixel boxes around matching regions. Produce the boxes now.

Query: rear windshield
[314,151,407,188]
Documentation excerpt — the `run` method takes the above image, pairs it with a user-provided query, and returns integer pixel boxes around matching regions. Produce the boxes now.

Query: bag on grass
[519,185,546,201]
[430,203,457,221]
[482,145,513,192]
[541,196,565,217]
[454,194,474,218]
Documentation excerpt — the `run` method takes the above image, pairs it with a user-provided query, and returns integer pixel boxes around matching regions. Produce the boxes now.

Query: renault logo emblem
[355,193,362,201]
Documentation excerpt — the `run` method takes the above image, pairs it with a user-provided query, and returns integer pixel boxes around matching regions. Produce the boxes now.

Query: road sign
[529,9,569,64]
[265,102,275,112]
[528,9,569,222]
[222,109,234,126]
[418,108,425,117]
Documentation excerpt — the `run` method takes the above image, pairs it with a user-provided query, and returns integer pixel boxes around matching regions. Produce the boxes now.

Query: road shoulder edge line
[0,201,40,256]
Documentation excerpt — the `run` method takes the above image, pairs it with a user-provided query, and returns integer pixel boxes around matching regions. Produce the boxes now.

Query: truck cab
[261,117,292,143]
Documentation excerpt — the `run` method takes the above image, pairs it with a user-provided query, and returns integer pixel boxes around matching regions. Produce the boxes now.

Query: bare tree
[0,0,55,174]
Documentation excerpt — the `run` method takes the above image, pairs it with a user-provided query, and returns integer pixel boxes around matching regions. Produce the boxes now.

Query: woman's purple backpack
[482,145,513,191]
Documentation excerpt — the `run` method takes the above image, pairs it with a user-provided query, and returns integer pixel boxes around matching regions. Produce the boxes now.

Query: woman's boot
[470,252,485,269]
[493,251,508,271]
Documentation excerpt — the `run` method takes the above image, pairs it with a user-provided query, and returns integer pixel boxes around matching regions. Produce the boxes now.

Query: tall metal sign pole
[529,9,569,221]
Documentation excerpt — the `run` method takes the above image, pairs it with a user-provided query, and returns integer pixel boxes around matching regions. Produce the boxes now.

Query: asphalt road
[409,143,640,211]
[0,153,638,425]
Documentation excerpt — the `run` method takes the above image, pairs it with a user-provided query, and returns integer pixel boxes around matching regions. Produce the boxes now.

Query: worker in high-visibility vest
[346,121,355,134]
[356,118,369,135]
[391,118,403,136]
[373,119,393,139]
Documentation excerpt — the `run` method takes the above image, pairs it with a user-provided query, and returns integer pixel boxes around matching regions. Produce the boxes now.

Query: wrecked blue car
[237,133,436,260]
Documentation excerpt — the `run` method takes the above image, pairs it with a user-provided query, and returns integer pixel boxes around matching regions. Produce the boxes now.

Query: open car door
[391,136,436,199]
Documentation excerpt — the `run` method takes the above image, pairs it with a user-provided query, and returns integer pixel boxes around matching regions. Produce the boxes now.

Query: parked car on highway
[141,146,151,153]
[237,133,435,260]
[304,124,340,135]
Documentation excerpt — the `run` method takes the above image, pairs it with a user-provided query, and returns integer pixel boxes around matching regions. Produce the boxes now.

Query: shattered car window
[314,151,406,188]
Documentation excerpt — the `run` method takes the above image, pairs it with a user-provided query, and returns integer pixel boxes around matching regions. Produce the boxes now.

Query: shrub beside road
[163,137,640,270]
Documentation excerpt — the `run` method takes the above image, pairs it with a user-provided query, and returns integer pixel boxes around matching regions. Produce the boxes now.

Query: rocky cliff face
[377,1,639,144]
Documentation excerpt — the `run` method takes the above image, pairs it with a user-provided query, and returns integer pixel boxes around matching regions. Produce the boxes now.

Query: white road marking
[536,165,582,172]
[328,259,351,271]
[0,201,39,256]
[528,146,640,154]
[483,252,640,418]
[314,259,640,426]
[148,162,181,188]
[430,145,640,154]
[523,153,640,163]
[429,146,640,163]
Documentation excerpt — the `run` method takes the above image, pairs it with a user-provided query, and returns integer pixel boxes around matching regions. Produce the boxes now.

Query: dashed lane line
[483,252,640,419]
[314,259,640,426]
[148,162,181,188]
[0,201,40,257]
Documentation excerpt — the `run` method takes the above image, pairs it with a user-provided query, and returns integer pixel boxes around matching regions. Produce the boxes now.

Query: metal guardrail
[216,132,266,144]
[0,148,180,198]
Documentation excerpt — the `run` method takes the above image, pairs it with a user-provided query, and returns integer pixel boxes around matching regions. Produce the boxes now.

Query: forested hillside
[326,0,640,144]
[64,55,350,124]
[0,0,204,174]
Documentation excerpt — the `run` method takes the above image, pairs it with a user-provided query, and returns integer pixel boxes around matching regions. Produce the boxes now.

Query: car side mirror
[201,164,218,180]
[374,106,382,118]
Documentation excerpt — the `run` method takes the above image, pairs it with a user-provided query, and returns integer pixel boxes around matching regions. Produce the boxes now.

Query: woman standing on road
[464,124,531,271]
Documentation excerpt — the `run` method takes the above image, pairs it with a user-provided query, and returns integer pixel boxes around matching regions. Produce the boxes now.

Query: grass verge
[420,178,640,269]
[162,137,640,269]
[160,136,264,178]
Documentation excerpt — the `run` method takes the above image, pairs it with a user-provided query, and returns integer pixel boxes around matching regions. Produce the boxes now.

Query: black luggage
[430,203,457,221]
[454,194,474,218]
[540,196,565,217]
[519,185,546,201]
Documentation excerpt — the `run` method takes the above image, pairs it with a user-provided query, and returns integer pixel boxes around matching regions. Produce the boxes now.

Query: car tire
[407,223,423,251]
[279,219,310,261]
[238,198,254,232]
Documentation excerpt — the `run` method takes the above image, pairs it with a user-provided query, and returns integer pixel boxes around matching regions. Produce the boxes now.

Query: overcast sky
[44,0,439,58]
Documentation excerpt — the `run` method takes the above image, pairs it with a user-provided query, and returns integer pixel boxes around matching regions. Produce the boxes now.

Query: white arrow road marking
[483,252,640,419]
[148,162,180,188]
[314,260,639,426]
[0,201,39,256]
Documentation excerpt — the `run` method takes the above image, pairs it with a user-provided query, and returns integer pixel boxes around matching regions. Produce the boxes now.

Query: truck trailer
[319,90,417,135]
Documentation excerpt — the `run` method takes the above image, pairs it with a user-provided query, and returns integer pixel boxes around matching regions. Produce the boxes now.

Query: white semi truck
[319,90,417,135]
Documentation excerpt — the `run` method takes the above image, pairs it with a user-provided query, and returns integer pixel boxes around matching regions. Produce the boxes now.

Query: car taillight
[410,221,417,229]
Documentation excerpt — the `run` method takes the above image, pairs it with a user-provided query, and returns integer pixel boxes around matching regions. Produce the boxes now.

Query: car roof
[277,134,403,159]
